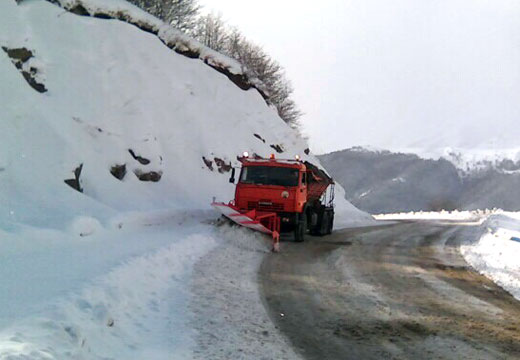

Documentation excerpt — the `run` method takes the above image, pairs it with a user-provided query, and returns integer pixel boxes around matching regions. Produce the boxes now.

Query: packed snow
[0,0,372,358]
[190,224,301,360]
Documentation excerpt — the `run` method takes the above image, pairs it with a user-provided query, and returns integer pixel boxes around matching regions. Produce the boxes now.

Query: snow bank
[0,208,218,358]
[461,212,520,301]
[0,229,216,359]
[334,185,375,228]
[0,208,302,359]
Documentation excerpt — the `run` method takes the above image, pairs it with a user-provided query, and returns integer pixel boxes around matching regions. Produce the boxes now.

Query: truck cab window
[239,166,299,186]
[240,167,248,182]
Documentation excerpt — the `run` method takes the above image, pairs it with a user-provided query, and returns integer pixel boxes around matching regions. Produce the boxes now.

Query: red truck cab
[234,157,308,214]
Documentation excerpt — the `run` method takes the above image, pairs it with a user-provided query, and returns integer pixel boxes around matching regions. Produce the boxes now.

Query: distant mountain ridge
[341,146,520,175]
[442,148,520,176]
[318,147,520,213]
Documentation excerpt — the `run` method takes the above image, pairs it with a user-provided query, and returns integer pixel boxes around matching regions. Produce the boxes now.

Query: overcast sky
[198,0,520,154]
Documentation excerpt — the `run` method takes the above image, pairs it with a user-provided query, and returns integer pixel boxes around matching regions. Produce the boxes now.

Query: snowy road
[260,222,520,359]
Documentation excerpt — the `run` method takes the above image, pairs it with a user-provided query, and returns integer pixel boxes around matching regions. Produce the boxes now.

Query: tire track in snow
[190,225,301,360]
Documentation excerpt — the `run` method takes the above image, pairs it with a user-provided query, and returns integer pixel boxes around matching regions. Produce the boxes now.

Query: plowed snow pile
[461,212,520,301]
[0,1,372,358]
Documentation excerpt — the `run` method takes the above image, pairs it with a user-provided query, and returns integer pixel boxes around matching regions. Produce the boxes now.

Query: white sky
[198,0,520,154]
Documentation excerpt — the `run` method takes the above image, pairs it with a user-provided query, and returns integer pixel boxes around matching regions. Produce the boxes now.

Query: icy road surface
[260,221,520,360]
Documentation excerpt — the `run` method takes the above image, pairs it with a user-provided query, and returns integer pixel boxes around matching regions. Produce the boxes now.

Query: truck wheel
[294,213,306,242]
[319,211,329,236]
[310,209,321,236]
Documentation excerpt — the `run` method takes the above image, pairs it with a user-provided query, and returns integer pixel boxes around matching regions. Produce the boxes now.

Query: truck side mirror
[229,168,236,183]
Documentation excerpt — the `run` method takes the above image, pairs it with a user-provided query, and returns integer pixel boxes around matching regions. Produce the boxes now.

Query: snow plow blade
[212,201,280,252]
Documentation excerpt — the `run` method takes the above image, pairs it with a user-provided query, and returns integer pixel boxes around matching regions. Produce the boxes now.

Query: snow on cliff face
[0,0,369,232]
[0,2,370,358]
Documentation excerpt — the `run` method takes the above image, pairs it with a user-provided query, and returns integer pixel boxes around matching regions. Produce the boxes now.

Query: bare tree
[191,13,228,52]
[128,0,200,32]
[212,24,302,127]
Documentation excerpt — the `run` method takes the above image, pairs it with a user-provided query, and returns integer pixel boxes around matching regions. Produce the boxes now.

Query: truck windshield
[240,166,299,187]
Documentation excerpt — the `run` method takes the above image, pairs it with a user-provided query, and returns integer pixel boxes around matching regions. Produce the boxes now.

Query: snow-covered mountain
[319,147,520,213]
[440,148,520,175]
[318,147,463,213]
[0,1,372,358]
[385,146,520,176]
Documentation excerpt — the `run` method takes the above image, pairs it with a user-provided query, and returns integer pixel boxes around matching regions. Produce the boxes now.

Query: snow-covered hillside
[0,1,371,358]
[1,0,368,226]
[319,146,520,213]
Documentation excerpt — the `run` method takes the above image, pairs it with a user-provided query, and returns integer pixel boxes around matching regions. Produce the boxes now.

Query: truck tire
[309,207,322,236]
[319,211,329,236]
[294,213,306,242]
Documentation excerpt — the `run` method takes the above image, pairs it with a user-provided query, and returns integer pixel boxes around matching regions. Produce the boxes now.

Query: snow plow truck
[212,153,335,251]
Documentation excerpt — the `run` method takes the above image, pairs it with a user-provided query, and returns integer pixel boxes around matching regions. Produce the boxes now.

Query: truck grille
[248,201,284,212]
